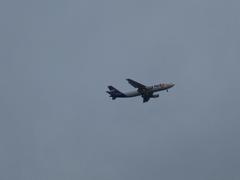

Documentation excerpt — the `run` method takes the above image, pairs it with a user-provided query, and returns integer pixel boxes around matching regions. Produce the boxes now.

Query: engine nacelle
[151,94,159,98]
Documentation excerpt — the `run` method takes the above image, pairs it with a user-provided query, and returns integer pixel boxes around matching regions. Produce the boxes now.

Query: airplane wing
[126,79,152,103]
[126,79,146,89]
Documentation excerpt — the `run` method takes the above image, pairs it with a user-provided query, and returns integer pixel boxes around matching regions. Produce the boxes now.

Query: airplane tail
[106,86,126,99]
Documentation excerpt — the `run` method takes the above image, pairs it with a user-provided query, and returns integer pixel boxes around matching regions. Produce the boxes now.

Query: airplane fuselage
[121,83,174,98]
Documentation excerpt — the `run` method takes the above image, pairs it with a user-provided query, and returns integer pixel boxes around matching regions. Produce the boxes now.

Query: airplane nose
[170,83,175,87]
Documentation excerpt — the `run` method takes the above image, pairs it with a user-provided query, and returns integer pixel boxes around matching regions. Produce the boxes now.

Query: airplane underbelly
[125,91,141,97]
[153,87,166,92]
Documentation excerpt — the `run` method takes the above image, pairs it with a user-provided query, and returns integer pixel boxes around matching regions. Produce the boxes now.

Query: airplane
[106,79,175,103]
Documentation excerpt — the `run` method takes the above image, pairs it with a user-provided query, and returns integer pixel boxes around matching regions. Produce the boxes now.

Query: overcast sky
[1,0,240,180]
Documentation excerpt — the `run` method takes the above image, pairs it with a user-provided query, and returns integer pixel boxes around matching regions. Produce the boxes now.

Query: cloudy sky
[1,0,240,179]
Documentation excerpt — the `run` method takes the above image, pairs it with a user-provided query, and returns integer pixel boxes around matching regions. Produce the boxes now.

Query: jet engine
[151,94,159,98]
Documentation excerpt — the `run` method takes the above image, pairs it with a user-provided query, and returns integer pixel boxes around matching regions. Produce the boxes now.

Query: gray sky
[1,0,240,179]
